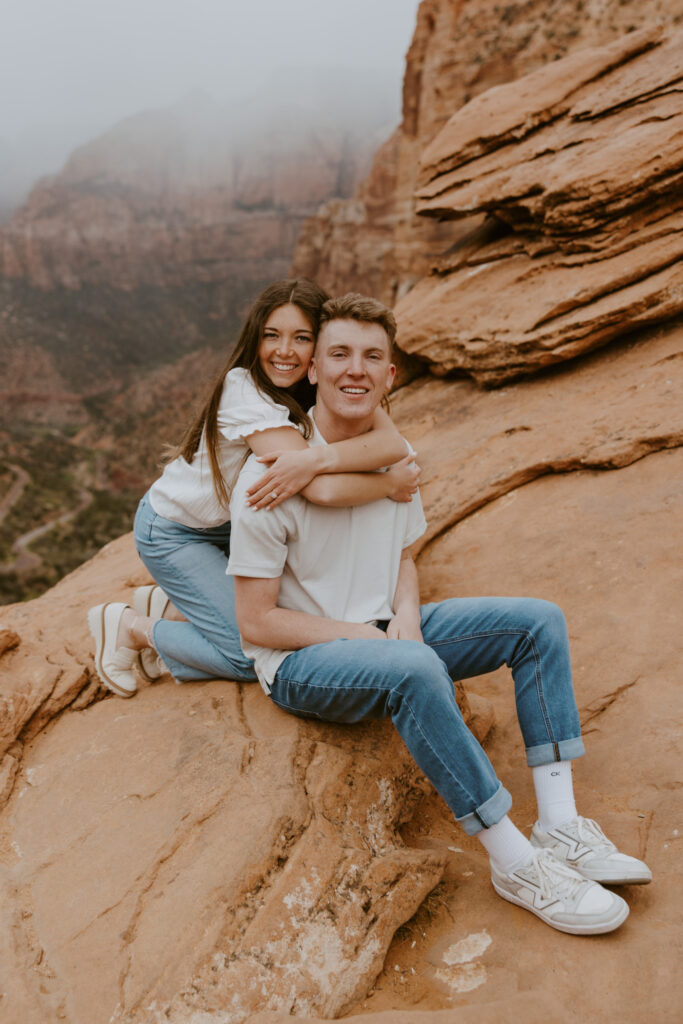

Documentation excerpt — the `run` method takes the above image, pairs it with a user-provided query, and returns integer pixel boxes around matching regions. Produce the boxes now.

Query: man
[227,294,651,935]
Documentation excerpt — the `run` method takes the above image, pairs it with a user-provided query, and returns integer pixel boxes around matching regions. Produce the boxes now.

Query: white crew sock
[477,815,535,875]
[532,760,578,832]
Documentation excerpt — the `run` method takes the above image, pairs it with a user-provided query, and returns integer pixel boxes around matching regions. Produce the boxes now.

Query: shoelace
[572,816,616,853]
[527,850,586,901]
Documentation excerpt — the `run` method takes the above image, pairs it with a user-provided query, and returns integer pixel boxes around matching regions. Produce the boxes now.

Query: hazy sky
[1,0,421,187]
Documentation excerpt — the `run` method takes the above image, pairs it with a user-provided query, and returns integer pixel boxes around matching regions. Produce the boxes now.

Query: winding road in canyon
[0,462,92,576]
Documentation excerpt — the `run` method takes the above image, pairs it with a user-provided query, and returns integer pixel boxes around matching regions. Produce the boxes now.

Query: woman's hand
[246,448,320,509]
[385,454,421,503]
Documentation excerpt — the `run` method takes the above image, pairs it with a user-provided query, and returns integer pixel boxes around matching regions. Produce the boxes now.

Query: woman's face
[258,303,315,389]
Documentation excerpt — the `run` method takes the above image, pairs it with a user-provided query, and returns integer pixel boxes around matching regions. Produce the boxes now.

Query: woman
[88,278,418,697]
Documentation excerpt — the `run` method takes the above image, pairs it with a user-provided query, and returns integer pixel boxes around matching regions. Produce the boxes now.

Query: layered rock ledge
[395,27,683,384]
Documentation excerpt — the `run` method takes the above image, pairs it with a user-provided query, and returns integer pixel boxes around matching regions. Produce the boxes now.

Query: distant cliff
[0,95,383,406]
[0,94,388,602]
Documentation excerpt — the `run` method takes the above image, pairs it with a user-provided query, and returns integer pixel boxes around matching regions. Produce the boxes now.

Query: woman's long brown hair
[167,278,329,509]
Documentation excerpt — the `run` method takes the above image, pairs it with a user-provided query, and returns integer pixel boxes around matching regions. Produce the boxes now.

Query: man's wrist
[393,603,420,620]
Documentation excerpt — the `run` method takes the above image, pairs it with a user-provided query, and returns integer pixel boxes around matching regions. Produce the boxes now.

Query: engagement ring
[270,490,279,500]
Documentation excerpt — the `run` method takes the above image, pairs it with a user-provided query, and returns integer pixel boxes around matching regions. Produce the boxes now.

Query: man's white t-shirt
[227,414,427,694]
[149,367,298,528]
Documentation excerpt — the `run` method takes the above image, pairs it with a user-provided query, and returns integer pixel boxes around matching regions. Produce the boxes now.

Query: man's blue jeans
[270,598,585,835]
[133,493,257,683]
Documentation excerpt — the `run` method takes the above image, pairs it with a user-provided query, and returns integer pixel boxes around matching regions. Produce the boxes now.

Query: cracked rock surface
[397,27,683,384]
[233,335,682,1021]
[0,307,680,1020]
[0,562,448,1023]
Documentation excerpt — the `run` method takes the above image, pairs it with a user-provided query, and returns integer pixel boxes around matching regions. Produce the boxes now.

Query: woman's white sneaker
[530,816,652,885]
[132,585,169,681]
[87,603,138,698]
[491,848,629,934]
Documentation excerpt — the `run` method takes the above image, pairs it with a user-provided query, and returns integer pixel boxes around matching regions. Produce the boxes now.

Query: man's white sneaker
[530,816,652,885]
[132,585,169,681]
[491,848,629,935]
[87,603,138,698]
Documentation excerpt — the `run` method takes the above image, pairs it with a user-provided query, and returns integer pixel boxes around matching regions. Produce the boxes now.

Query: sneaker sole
[578,867,652,886]
[530,839,653,886]
[491,878,629,935]
[87,605,136,698]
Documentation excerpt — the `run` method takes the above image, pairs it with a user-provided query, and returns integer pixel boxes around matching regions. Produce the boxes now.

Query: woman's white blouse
[148,367,297,527]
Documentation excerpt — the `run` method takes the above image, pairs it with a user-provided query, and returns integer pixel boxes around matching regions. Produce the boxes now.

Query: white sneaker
[530,816,652,885]
[491,848,629,934]
[87,603,137,698]
[132,585,170,681]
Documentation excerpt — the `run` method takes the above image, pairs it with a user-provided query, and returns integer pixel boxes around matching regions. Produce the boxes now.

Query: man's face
[309,319,395,426]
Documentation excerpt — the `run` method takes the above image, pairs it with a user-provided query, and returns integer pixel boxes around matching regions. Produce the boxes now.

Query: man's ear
[308,359,318,386]
[385,363,396,392]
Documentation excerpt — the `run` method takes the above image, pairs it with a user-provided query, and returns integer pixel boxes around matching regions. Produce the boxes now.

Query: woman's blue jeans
[133,493,257,682]
[270,598,584,835]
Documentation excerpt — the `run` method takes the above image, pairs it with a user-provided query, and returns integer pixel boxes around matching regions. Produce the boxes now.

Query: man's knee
[388,641,455,705]
[525,599,567,636]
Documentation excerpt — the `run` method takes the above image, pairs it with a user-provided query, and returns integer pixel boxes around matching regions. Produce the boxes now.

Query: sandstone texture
[0,312,681,1021]
[291,0,683,305]
[396,27,683,383]
[0,534,480,1023]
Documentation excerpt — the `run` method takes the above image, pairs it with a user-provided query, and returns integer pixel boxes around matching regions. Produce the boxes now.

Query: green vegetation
[0,426,141,605]
[31,487,139,578]
[0,431,81,560]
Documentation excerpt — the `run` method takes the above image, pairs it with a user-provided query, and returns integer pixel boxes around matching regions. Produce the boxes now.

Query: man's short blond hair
[319,293,397,347]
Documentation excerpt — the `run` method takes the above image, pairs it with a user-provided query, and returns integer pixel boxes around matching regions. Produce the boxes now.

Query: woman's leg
[133,495,256,682]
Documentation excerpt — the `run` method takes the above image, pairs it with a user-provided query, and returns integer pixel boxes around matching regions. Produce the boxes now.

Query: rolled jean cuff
[456,782,513,837]
[525,735,585,767]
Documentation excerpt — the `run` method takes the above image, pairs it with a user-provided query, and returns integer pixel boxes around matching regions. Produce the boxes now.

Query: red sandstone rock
[291,0,683,306]
[395,28,683,384]
[0,627,20,655]
[0,313,680,1021]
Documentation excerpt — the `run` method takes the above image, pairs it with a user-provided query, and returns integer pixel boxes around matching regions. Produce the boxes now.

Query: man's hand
[388,546,423,641]
[386,607,424,642]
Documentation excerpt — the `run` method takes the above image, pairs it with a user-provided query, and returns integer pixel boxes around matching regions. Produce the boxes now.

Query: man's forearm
[393,552,421,616]
[387,551,423,642]
[235,585,384,649]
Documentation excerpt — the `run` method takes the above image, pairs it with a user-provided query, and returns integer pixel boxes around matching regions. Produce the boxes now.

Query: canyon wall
[0,96,386,603]
[291,0,683,306]
[0,96,382,405]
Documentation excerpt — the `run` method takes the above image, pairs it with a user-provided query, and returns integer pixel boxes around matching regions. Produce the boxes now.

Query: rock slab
[395,28,683,384]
